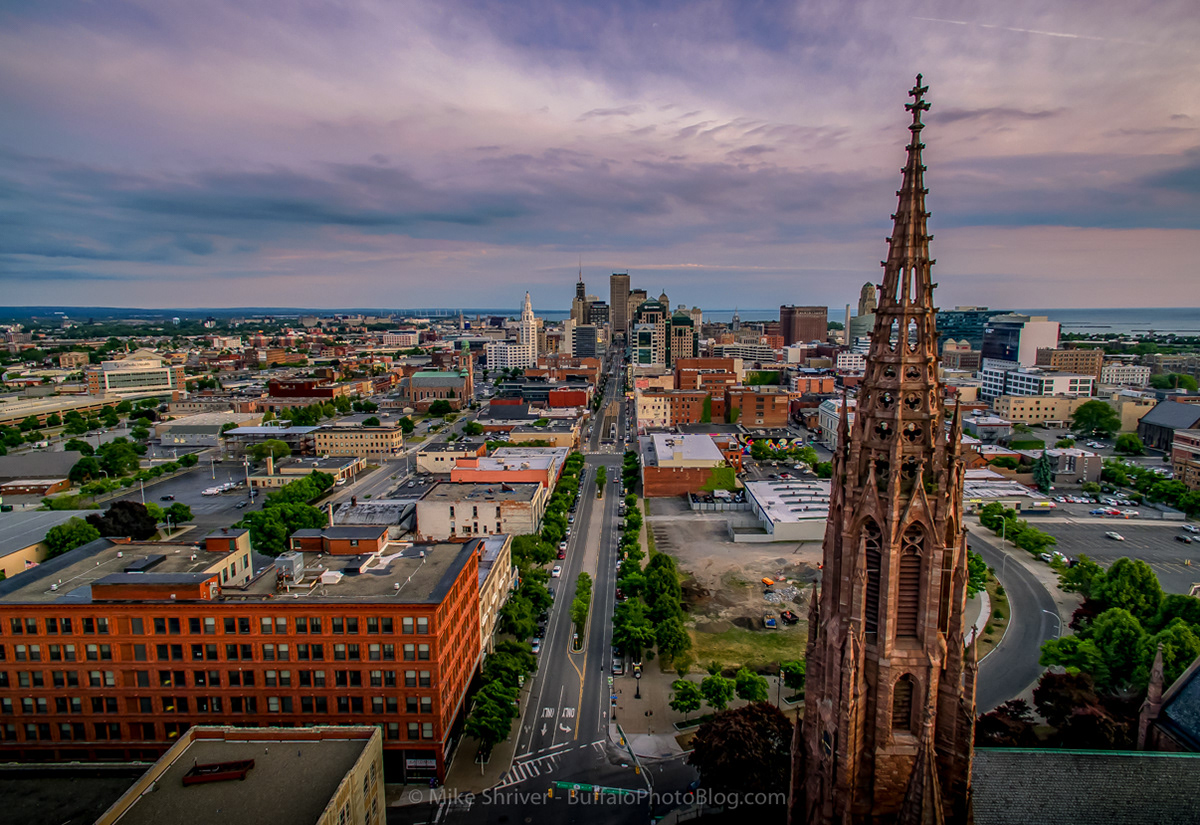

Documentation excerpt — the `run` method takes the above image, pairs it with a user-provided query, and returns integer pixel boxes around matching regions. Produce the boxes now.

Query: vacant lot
[647,496,818,671]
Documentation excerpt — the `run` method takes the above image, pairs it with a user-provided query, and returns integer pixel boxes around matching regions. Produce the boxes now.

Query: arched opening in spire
[863,520,882,638]
[892,674,915,731]
[889,318,900,351]
[897,524,924,637]
[907,318,919,352]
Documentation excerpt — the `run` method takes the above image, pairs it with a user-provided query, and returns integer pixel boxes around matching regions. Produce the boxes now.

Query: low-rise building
[249,456,365,489]
[289,526,390,555]
[0,511,89,579]
[980,366,1094,402]
[415,440,487,475]
[314,426,405,458]
[961,415,1014,445]
[674,357,740,391]
[508,420,579,449]
[1035,347,1104,379]
[639,433,731,497]
[223,424,320,456]
[95,725,386,825]
[1100,362,1152,386]
[743,479,830,542]
[1018,448,1103,485]
[476,534,516,655]
[58,351,89,370]
[991,395,1088,428]
[450,447,568,489]
[415,482,547,541]
[726,385,790,427]
[1140,401,1200,452]
[85,350,187,396]
[155,412,263,447]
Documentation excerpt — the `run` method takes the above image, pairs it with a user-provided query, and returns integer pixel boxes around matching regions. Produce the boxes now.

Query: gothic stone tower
[792,76,976,825]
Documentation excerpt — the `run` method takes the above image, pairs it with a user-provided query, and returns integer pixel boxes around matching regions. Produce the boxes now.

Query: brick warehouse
[0,534,485,783]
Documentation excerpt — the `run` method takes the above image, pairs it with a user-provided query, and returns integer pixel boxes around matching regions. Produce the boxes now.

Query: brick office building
[674,358,739,392]
[725,386,791,427]
[0,535,483,783]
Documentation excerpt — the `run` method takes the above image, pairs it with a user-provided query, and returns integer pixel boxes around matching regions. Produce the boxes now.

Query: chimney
[327,503,334,528]
[265,454,275,476]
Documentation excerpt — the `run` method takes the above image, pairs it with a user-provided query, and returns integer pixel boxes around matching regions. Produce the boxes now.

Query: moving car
[1105,531,1125,541]
[159,495,175,501]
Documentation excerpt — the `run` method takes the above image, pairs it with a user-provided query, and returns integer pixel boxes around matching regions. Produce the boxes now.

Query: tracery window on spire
[863,520,882,638]
[896,525,924,638]
[892,674,915,731]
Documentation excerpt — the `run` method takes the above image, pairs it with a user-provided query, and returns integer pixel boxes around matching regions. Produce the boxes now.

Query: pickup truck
[763,613,778,629]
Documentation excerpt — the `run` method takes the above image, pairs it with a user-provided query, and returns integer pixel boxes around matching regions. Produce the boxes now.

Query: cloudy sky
[1,0,1198,312]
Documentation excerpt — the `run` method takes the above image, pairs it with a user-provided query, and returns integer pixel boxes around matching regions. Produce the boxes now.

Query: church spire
[794,76,974,825]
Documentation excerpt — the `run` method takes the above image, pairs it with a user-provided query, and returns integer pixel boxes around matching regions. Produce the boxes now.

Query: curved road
[970,529,1061,712]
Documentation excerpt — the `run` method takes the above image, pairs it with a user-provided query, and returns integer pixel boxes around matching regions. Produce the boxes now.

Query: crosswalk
[494,740,610,789]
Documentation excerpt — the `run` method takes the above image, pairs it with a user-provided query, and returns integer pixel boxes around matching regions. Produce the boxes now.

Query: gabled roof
[1139,401,1200,430]
[1159,651,1200,751]
[0,451,83,481]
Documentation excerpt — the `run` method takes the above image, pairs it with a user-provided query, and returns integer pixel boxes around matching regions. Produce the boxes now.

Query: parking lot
[112,461,259,528]
[1022,518,1200,594]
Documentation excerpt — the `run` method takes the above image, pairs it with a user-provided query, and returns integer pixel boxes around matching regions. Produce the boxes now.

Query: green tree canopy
[248,439,292,462]
[699,674,736,711]
[1113,433,1145,455]
[43,517,101,557]
[669,679,704,721]
[1071,400,1121,437]
[1149,373,1199,392]
[427,399,452,416]
[64,438,95,456]
[655,616,691,661]
[1089,608,1147,688]
[1092,557,1163,623]
[734,667,770,703]
[86,501,158,541]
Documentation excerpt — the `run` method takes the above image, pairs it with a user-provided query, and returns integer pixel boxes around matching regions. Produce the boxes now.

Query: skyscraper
[780,305,828,346]
[610,272,631,338]
[858,282,878,316]
[794,76,975,824]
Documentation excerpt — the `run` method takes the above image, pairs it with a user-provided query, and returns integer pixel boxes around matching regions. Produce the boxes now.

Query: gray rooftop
[103,728,373,825]
[1140,400,1200,430]
[0,451,83,481]
[418,439,486,453]
[420,481,540,503]
[971,748,1200,825]
[0,510,91,559]
[1160,656,1200,751]
[290,526,388,540]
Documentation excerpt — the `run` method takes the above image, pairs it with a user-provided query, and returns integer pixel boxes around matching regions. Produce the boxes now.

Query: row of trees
[570,572,592,636]
[978,502,1058,553]
[463,639,537,761]
[1102,459,1200,516]
[538,453,586,545]
[44,499,195,558]
[980,557,1200,750]
[235,471,335,555]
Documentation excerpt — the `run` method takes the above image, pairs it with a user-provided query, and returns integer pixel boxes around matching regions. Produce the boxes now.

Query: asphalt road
[970,530,1061,712]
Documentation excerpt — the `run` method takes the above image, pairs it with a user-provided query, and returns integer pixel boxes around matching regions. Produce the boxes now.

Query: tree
[988,456,1020,470]
[1138,620,1200,688]
[734,667,770,703]
[43,517,101,558]
[397,416,416,434]
[462,421,483,436]
[688,703,792,798]
[68,456,103,484]
[427,400,452,416]
[248,439,292,462]
[179,452,199,468]
[1092,557,1163,623]
[1054,437,1075,448]
[464,680,519,758]
[1033,671,1101,729]
[86,501,159,540]
[781,660,806,695]
[1149,594,1200,634]
[1031,452,1053,493]
[699,675,736,711]
[967,550,988,597]
[362,416,380,427]
[130,425,151,442]
[96,439,142,476]
[656,616,691,661]
[46,413,62,427]
[1040,635,1110,686]
[974,699,1038,748]
[1090,608,1147,688]
[1113,433,1145,456]
[1149,373,1199,392]
[1059,554,1104,599]
[64,438,95,456]
[669,679,704,721]
[239,502,328,555]
[1071,399,1121,437]
[612,599,656,659]
[165,502,194,525]
[700,395,712,423]
[18,415,40,432]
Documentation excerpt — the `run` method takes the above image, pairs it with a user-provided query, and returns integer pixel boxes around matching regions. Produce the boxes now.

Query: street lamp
[634,663,642,699]
[1042,609,1062,639]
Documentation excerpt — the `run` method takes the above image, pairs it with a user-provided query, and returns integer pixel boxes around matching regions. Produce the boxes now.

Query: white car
[1105,531,1125,541]
[531,639,541,654]
[1182,525,1199,534]
[551,566,562,578]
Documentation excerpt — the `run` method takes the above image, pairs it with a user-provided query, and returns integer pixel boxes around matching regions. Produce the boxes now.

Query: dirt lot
[647,496,822,671]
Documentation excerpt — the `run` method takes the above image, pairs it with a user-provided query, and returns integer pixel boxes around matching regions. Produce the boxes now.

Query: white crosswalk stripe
[493,751,562,789]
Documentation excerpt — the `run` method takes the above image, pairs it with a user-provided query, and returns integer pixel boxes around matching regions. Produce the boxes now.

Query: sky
[1,0,1199,312]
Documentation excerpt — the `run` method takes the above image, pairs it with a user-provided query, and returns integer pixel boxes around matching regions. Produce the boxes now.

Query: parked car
[780,610,799,625]
[557,549,566,560]
[159,495,175,501]
[558,541,568,551]
[551,566,562,578]
[1040,553,1054,562]
[1105,531,1125,541]
[1181,525,1199,534]
[1175,535,1194,544]
[531,639,541,654]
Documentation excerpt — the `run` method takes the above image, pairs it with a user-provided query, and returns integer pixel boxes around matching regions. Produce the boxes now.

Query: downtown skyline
[2,0,1199,310]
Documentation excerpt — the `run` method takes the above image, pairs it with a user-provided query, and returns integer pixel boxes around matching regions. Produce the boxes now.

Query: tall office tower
[626,289,647,339]
[794,76,975,825]
[980,314,1060,369]
[780,305,828,346]
[571,271,587,323]
[610,272,631,338]
[858,282,878,316]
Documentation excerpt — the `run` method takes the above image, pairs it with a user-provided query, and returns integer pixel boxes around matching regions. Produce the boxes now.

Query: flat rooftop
[104,727,373,825]
[745,479,831,524]
[642,433,724,467]
[418,439,485,453]
[421,481,541,503]
[0,538,477,605]
[512,421,576,433]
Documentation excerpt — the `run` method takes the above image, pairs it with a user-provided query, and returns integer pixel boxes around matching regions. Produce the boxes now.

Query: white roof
[745,479,831,524]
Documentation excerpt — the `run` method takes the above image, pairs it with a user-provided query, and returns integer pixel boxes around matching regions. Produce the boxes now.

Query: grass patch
[700,466,738,492]
[406,435,426,444]
[976,574,1010,660]
[688,625,807,672]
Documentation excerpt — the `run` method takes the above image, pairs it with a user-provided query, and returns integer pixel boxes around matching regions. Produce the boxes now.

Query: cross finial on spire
[906,73,931,128]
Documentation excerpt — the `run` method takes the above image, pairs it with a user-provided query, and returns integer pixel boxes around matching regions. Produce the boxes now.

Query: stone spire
[793,75,974,825]
[1138,643,1166,750]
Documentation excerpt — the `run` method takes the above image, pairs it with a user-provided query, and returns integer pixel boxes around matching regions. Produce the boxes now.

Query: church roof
[1139,401,1200,431]
[971,748,1200,825]
[1159,650,1200,751]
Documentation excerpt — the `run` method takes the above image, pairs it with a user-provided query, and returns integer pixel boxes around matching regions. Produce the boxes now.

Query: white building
[980,314,1060,369]
[1100,362,1152,386]
[484,292,538,370]
[743,479,831,542]
[382,330,419,347]
[979,366,1094,402]
[415,482,547,541]
[836,351,866,372]
[817,397,855,448]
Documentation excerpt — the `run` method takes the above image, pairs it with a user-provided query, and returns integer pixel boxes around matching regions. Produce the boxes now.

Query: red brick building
[674,358,738,392]
[0,535,482,783]
[725,386,791,427]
